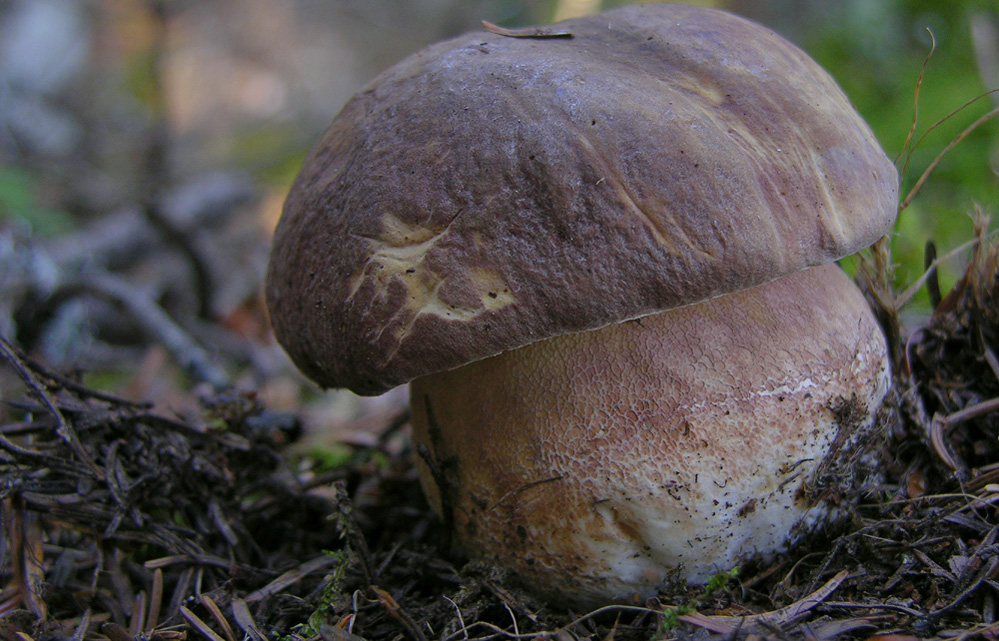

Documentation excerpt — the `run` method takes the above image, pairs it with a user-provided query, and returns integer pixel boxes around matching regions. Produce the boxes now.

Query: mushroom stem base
[411,263,891,606]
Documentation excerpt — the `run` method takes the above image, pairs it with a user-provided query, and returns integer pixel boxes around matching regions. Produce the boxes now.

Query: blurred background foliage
[0,0,996,313]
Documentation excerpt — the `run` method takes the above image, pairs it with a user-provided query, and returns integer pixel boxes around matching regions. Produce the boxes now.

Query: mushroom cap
[266,3,898,395]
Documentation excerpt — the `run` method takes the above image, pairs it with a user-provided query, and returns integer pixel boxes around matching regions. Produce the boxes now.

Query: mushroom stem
[410,263,890,606]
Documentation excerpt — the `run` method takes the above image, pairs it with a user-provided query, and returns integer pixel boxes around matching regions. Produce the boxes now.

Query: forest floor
[1,214,998,641]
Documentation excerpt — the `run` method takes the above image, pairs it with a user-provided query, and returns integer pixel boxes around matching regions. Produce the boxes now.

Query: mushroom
[266,4,898,606]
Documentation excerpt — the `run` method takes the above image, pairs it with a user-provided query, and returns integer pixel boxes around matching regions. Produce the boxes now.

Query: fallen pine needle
[181,605,227,641]
[243,554,339,603]
[678,569,850,633]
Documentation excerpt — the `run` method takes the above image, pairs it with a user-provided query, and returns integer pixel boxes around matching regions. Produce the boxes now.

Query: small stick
[931,414,962,470]
[242,554,339,603]
[925,557,999,621]
[130,591,147,636]
[677,570,850,633]
[59,271,230,389]
[0,335,100,475]
[483,580,539,624]
[69,608,92,641]
[482,20,573,39]
[418,395,454,551]
[895,29,935,171]
[168,567,194,617]
[148,568,164,631]
[200,595,236,641]
[901,104,999,210]
[924,240,942,308]
[230,598,267,641]
[895,235,989,309]
[11,347,151,408]
[0,432,73,469]
[180,605,227,641]
[372,586,429,641]
[984,347,999,383]
[443,596,469,641]
[945,397,999,428]
[502,602,519,637]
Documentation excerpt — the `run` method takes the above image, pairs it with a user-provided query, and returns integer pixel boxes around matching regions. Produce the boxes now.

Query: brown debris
[4,222,999,641]
[0,335,347,639]
[909,213,999,476]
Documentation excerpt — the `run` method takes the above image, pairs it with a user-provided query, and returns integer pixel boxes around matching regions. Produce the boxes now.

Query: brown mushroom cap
[266,3,898,395]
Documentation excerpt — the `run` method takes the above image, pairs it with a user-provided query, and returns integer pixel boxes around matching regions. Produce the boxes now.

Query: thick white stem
[411,263,890,606]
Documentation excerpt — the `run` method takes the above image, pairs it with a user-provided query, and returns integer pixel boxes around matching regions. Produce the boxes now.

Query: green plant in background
[0,166,74,237]
[703,566,740,596]
[655,566,741,635]
[282,549,349,641]
[306,444,355,473]
[802,0,998,306]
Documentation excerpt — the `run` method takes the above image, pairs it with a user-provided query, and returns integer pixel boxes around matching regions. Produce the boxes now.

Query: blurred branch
[139,0,216,321]
[971,12,999,106]
[43,173,256,274]
[0,173,252,390]
[56,271,231,390]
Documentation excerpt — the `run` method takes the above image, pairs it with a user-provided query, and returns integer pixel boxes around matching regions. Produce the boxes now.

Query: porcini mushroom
[267,3,898,606]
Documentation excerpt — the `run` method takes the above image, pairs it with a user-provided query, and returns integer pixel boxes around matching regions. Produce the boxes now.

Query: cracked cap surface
[266,3,898,395]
